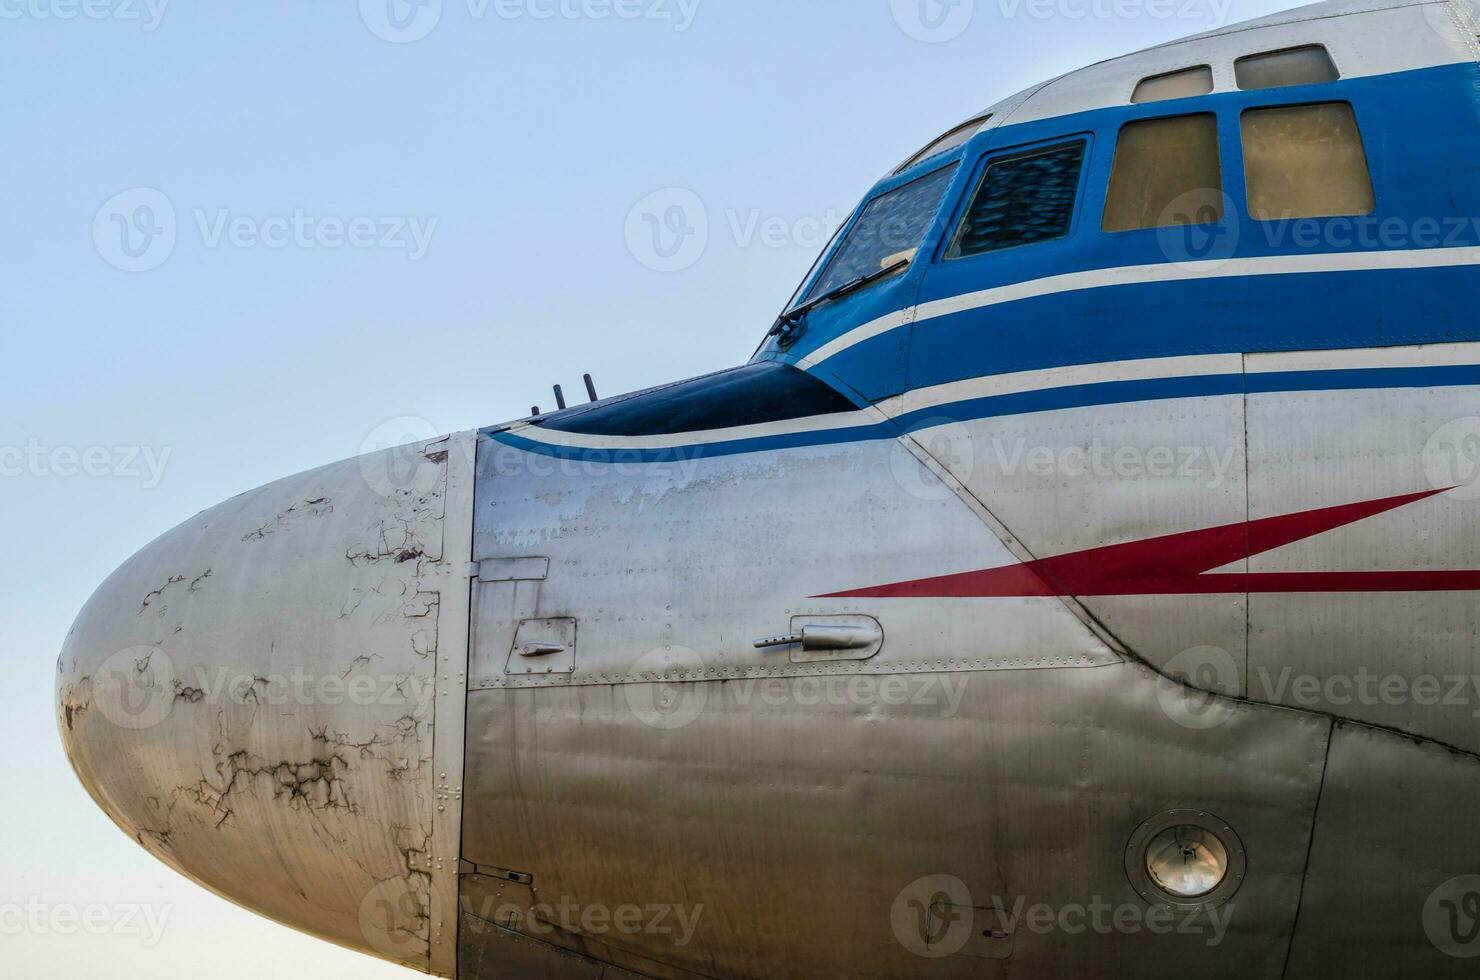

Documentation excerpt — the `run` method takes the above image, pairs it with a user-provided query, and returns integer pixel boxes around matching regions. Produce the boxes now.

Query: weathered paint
[57,436,475,974]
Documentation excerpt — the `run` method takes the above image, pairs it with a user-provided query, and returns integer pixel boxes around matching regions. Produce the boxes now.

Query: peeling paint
[241,497,336,543]
[138,574,185,615]
[57,441,455,970]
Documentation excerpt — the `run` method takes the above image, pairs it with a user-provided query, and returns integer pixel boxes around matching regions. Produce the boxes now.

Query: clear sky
[3,0,1301,974]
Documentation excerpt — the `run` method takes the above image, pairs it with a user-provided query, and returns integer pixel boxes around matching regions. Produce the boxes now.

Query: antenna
[553,385,567,411]
[584,373,599,402]
[531,406,541,417]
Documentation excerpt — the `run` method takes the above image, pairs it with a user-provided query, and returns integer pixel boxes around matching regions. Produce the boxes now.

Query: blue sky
[3,0,1298,974]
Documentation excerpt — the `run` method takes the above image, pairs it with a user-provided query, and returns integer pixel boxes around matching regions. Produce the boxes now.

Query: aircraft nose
[55,433,473,974]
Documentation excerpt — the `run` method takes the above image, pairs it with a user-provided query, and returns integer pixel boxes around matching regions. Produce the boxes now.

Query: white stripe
[883,353,1243,417]
[805,247,1480,367]
[887,342,1480,419]
[509,337,1480,454]
[1246,340,1480,373]
[505,407,877,451]
[799,307,912,368]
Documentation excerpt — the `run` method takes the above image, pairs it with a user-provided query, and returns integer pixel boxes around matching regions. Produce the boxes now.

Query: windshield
[796,164,958,307]
[781,223,845,314]
[897,115,991,174]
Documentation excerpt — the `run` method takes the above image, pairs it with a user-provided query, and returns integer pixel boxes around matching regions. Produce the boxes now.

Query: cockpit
[759,40,1377,381]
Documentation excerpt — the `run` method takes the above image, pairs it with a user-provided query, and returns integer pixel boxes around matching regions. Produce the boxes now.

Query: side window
[1235,45,1339,90]
[801,164,958,303]
[946,140,1086,259]
[1241,102,1374,219]
[1103,113,1222,232]
[1132,66,1213,104]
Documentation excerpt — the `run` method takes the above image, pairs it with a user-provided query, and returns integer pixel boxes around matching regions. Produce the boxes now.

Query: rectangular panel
[507,618,577,676]
[479,556,550,583]
[1244,349,1480,751]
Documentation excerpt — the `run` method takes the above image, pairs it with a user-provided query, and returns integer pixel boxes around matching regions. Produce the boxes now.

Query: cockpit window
[1103,113,1222,232]
[1235,45,1338,91]
[947,140,1086,258]
[800,164,958,303]
[1241,102,1373,219]
[1132,66,1213,104]
[897,116,992,174]
[781,223,845,314]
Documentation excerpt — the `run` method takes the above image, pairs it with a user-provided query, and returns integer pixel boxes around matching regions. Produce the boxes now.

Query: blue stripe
[857,262,1480,400]
[489,422,898,463]
[754,61,1480,403]
[1244,365,1480,394]
[487,363,1480,463]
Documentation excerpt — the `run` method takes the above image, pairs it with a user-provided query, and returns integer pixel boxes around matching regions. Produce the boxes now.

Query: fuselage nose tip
[55,438,459,970]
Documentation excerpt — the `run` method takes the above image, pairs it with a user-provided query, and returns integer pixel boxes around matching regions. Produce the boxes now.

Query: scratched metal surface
[469,434,1118,693]
[461,429,1324,978]
[56,437,471,973]
[460,663,1328,979]
[1285,721,1480,976]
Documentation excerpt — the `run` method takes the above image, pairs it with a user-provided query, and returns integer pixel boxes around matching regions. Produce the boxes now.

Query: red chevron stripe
[822,488,1475,598]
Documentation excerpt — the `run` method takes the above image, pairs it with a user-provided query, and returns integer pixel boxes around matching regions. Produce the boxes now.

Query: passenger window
[801,164,958,303]
[1132,66,1213,104]
[1103,113,1222,232]
[1241,102,1374,219]
[1235,45,1338,90]
[946,141,1086,258]
[898,115,992,174]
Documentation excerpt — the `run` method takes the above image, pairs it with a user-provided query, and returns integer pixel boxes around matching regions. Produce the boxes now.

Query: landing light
[1144,824,1229,898]
[1125,809,1246,911]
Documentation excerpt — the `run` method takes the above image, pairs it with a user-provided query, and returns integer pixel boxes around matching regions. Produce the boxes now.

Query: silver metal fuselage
[56,1,1480,976]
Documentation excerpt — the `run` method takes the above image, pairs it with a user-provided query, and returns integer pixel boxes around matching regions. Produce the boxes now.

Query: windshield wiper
[767,257,910,339]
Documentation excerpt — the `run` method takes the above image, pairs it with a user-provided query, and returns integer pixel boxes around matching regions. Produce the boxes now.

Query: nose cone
[56,435,470,973]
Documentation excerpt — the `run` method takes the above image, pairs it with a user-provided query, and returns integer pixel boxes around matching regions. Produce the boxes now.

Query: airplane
[56,0,1480,975]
